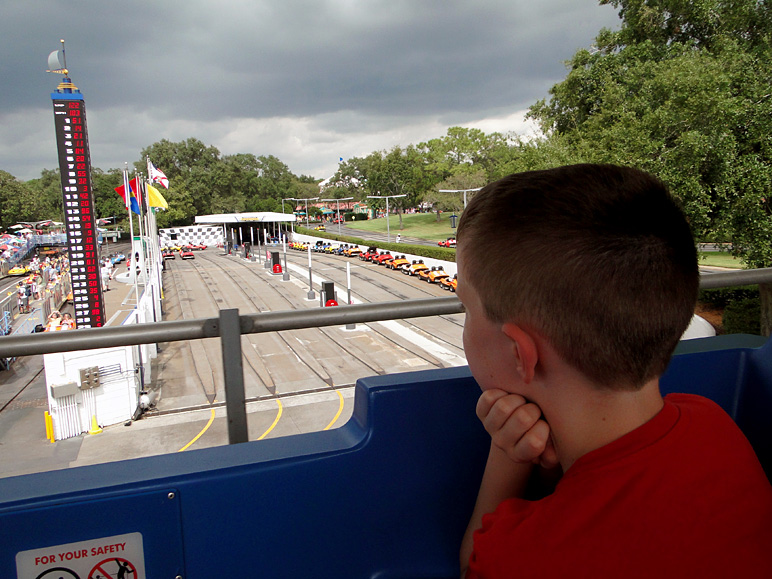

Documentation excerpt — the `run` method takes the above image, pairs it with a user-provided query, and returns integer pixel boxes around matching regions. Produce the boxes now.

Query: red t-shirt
[467,394,772,578]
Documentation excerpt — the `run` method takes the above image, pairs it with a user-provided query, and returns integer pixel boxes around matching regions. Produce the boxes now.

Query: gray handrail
[2,268,772,357]
[3,267,771,445]
[698,267,772,289]
[0,296,465,358]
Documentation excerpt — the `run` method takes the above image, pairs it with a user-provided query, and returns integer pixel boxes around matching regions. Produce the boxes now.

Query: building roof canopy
[194,212,297,224]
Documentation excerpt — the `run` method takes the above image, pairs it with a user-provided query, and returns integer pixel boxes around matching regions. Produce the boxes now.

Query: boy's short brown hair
[456,164,699,389]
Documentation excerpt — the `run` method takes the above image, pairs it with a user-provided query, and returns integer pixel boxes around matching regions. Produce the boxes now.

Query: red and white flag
[148,161,169,189]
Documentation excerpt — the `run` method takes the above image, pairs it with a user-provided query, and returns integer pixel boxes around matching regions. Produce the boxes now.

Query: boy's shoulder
[471,393,772,577]
[573,393,758,479]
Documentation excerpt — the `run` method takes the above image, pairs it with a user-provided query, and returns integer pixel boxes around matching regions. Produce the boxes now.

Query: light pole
[438,187,482,209]
[286,197,313,232]
[303,197,319,228]
[285,198,299,233]
[367,194,406,243]
[321,196,353,236]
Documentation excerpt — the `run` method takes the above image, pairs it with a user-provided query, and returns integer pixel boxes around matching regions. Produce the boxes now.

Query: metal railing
[1,267,771,444]
[0,297,465,443]
[697,267,772,289]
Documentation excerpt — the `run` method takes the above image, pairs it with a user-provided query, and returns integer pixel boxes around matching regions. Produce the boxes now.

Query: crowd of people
[8,252,120,332]
[0,231,34,266]
[11,254,71,327]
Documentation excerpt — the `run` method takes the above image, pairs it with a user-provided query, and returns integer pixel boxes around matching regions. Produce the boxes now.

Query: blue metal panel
[49,92,83,100]
[2,489,184,578]
[0,336,769,578]
[0,366,488,578]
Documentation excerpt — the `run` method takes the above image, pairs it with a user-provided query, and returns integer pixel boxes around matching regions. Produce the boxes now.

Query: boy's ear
[501,323,538,384]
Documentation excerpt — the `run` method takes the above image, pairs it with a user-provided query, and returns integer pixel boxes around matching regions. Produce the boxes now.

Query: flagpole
[146,157,167,305]
[123,163,145,393]
[140,174,151,286]
[142,165,161,316]
[132,171,147,287]
[124,165,141,309]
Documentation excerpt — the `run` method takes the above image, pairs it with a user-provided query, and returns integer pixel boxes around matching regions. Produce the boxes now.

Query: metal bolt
[168,492,175,500]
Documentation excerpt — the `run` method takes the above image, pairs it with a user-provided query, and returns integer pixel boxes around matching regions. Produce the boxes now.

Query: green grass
[347,212,458,241]
[348,216,746,268]
[698,251,744,269]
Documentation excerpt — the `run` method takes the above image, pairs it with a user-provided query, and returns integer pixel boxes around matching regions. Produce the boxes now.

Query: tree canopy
[529,0,772,268]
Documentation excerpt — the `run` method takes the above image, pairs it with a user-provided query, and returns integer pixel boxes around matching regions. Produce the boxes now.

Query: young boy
[456,165,772,577]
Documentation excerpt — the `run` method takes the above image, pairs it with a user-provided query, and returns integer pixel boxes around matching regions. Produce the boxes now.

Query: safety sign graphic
[16,532,145,579]
[89,557,137,579]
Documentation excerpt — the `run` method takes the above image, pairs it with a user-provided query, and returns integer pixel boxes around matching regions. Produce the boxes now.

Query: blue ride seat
[0,334,769,578]
[663,334,772,481]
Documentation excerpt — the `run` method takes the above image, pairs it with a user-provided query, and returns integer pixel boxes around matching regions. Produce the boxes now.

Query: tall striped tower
[48,40,105,328]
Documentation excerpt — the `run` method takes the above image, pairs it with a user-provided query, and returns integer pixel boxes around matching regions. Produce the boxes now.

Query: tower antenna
[47,39,78,93]
[60,39,67,71]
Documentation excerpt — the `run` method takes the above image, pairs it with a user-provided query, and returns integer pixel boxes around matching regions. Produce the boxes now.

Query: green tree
[91,168,125,225]
[419,127,511,184]
[138,138,222,217]
[426,170,487,222]
[139,138,221,179]
[529,0,772,334]
[254,155,296,200]
[153,184,198,228]
[138,140,309,219]
[324,158,370,201]
[24,169,64,222]
[0,170,34,230]
[363,146,435,229]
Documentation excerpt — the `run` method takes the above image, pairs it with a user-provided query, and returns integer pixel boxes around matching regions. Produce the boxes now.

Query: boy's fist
[476,389,558,468]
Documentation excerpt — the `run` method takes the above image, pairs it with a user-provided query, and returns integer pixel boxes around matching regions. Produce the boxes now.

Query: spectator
[45,311,62,331]
[61,312,76,330]
[17,283,28,314]
[101,261,111,291]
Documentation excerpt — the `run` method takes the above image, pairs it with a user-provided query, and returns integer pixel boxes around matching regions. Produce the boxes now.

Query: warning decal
[15,532,145,579]
[89,557,137,579]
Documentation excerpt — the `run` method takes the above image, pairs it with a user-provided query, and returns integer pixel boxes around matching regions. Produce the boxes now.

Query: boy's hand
[476,389,558,468]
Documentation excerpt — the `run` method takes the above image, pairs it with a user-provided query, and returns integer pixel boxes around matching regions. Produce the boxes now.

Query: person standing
[101,260,111,292]
[17,283,28,314]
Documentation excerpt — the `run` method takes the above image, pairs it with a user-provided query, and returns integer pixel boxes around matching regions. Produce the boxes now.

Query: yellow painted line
[257,399,283,440]
[324,389,345,430]
[178,407,216,452]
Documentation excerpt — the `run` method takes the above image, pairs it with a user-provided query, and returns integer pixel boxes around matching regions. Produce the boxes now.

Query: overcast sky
[1,0,620,182]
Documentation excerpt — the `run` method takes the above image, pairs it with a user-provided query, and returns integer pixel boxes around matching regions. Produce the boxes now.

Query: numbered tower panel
[51,94,105,328]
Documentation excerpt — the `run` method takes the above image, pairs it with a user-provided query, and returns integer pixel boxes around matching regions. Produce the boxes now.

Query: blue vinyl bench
[0,334,769,578]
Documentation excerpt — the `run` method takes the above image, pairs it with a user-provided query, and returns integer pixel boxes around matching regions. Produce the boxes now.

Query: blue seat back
[0,335,768,578]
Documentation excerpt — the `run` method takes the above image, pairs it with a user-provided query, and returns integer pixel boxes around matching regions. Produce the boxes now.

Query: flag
[147,184,169,210]
[148,162,169,189]
[114,178,141,215]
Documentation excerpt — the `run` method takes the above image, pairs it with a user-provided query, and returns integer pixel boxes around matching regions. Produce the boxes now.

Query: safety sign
[16,532,145,579]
